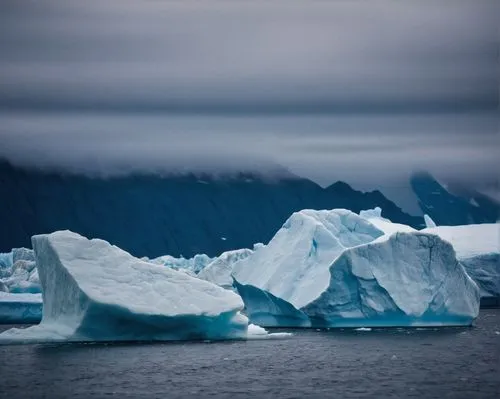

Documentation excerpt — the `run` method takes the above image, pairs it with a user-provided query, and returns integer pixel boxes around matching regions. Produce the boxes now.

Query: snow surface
[0,231,248,343]
[198,248,254,289]
[359,207,416,235]
[423,224,500,258]
[0,292,42,324]
[423,224,500,298]
[233,209,480,327]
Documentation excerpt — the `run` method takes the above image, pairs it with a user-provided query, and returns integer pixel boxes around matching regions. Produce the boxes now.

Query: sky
[0,0,498,210]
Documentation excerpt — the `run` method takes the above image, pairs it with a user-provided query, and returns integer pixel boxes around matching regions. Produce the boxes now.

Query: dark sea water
[1,310,499,399]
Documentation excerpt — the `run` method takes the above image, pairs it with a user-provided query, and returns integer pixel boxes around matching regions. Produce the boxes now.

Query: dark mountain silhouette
[0,160,423,258]
[410,171,499,226]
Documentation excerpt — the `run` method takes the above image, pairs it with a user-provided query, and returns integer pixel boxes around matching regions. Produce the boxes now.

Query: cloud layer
[0,0,498,210]
[1,1,497,111]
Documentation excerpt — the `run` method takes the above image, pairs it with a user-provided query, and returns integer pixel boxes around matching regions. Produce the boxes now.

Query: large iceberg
[0,293,42,324]
[198,247,255,289]
[232,209,385,326]
[302,233,479,327]
[0,231,248,343]
[233,209,480,327]
[423,224,500,302]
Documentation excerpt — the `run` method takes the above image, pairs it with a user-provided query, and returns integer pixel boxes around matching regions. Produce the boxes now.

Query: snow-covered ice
[0,231,248,344]
[233,209,480,327]
[359,207,416,235]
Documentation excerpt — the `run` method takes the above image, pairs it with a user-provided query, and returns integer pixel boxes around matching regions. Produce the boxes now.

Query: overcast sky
[0,0,498,209]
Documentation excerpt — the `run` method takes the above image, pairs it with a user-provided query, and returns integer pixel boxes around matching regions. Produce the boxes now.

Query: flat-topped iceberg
[233,209,480,327]
[0,292,42,324]
[0,231,248,343]
[423,224,500,301]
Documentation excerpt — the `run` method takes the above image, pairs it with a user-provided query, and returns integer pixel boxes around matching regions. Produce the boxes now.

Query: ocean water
[1,310,499,399]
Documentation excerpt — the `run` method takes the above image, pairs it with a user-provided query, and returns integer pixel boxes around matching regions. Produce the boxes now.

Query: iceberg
[0,231,248,343]
[423,224,500,302]
[233,209,480,327]
[233,209,385,326]
[0,257,41,294]
[424,214,437,228]
[0,293,42,324]
[302,233,479,327]
[198,247,255,289]
[12,248,35,263]
[0,252,13,270]
[150,253,214,275]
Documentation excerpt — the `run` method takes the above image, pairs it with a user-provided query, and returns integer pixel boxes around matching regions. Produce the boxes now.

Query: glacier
[0,231,249,343]
[233,209,480,327]
[0,293,42,324]
[423,224,500,302]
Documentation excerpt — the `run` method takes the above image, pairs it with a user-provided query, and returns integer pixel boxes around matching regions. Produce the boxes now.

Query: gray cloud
[0,0,498,111]
[0,1,498,214]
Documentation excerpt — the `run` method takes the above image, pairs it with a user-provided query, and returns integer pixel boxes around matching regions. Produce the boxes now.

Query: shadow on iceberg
[0,231,249,344]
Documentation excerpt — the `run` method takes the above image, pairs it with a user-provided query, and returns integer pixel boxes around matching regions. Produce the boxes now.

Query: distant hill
[410,171,499,225]
[0,160,423,257]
